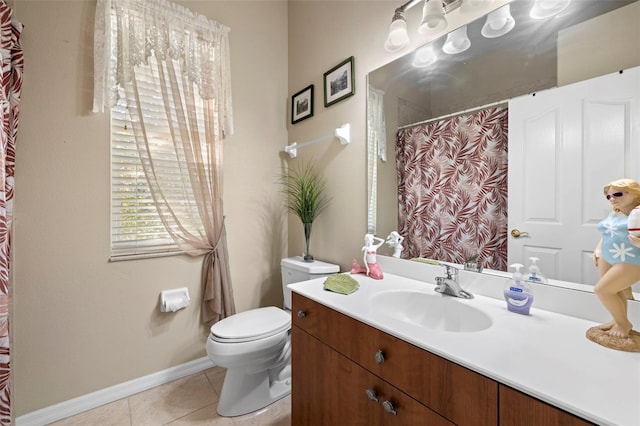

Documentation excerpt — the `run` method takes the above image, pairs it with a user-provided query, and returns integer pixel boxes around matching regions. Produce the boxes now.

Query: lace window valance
[93,0,233,135]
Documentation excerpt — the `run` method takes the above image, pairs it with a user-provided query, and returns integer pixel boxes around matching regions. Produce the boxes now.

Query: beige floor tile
[46,369,290,426]
[203,366,226,397]
[47,399,131,426]
[230,395,291,426]
[164,403,233,426]
[129,372,218,426]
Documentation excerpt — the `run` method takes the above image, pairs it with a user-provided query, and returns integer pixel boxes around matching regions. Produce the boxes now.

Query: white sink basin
[370,290,493,333]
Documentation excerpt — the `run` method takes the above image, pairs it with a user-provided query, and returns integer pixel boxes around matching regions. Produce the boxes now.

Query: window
[110,59,206,259]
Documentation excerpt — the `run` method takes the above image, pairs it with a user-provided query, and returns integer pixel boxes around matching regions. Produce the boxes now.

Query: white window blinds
[110,60,207,258]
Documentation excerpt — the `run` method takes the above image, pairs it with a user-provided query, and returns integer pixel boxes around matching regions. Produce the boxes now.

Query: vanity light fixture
[481,4,515,38]
[412,43,438,68]
[442,25,471,54]
[529,0,571,19]
[384,0,462,53]
[384,9,411,52]
[418,0,447,35]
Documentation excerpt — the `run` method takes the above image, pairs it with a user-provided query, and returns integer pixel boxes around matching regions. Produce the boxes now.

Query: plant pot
[303,222,314,262]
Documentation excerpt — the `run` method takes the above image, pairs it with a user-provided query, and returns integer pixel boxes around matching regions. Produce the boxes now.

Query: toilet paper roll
[160,288,190,312]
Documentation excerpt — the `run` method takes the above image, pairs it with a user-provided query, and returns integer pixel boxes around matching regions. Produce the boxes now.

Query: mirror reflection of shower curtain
[396,107,508,270]
[367,85,387,233]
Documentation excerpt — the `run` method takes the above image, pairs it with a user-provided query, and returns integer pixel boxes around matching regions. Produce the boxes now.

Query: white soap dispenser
[503,263,534,315]
[526,257,548,284]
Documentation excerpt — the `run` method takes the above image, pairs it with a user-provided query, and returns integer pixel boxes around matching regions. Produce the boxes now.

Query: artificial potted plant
[281,161,331,262]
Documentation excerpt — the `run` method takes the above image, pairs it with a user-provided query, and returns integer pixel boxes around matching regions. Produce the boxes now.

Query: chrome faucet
[435,265,473,299]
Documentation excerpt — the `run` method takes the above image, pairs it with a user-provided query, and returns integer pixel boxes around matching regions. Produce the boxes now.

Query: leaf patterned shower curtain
[0,1,23,423]
[396,107,508,271]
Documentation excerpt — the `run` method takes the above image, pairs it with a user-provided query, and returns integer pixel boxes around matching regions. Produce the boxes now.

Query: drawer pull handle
[374,349,385,365]
[297,310,307,318]
[382,400,397,415]
[365,389,378,402]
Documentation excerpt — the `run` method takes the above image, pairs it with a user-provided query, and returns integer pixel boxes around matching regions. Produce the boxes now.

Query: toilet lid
[210,306,291,342]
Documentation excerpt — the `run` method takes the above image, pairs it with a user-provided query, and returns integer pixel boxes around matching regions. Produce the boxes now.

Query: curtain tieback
[209,216,226,255]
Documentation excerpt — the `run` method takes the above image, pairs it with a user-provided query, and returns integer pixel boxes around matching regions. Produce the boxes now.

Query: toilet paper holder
[160,287,190,312]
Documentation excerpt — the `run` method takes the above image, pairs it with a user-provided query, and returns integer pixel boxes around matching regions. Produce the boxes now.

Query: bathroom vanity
[289,269,639,425]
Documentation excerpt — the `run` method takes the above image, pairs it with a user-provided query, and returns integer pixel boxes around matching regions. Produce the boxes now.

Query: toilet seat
[210,306,291,343]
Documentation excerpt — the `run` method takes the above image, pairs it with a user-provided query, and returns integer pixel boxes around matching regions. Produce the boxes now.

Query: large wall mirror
[367,0,640,294]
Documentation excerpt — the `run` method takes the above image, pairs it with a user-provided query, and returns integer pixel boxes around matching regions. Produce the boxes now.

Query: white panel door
[508,67,640,285]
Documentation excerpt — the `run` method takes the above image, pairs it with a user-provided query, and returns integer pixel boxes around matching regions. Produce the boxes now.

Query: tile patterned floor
[48,367,291,426]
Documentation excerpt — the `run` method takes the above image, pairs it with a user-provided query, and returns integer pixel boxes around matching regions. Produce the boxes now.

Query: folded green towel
[410,258,441,265]
[324,273,359,295]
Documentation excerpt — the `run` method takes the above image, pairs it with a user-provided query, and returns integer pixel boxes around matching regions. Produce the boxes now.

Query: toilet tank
[281,256,339,310]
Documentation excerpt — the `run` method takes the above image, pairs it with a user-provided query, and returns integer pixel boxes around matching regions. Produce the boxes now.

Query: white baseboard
[15,356,215,426]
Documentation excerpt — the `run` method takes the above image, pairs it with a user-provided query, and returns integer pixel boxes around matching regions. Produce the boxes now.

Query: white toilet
[206,256,339,417]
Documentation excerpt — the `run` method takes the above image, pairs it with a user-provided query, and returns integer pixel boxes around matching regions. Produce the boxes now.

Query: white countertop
[289,272,640,426]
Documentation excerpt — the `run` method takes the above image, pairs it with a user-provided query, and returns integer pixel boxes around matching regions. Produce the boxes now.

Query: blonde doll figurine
[589,178,640,351]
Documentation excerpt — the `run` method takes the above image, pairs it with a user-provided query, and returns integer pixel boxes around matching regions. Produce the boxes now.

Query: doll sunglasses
[606,191,625,200]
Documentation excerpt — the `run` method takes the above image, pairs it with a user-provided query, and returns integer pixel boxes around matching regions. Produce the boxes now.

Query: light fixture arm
[284,123,350,158]
[396,0,422,13]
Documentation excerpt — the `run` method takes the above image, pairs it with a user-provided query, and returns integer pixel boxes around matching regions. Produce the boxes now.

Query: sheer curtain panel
[94,0,235,324]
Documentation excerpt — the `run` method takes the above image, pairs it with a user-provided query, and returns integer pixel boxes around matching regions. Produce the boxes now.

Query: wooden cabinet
[499,385,595,426]
[292,323,453,425]
[292,293,594,426]
[292,293,495,425]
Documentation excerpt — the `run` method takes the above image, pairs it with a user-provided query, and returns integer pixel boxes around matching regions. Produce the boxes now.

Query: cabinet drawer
[293,293,498,426]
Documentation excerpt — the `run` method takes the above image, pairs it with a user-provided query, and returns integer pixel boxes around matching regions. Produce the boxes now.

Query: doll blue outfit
[597,212,640,266]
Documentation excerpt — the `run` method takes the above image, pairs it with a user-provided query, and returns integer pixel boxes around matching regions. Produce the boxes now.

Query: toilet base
[216,364,291,417]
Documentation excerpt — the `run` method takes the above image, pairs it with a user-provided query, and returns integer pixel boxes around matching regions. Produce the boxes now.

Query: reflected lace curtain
[94,0,235,324]
[396,107,508,271]
[367,85,387,233]
[0,1,23,423]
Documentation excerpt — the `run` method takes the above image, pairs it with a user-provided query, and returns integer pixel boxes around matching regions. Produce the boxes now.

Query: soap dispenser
[525,257,548,284]
[504,263,534,315]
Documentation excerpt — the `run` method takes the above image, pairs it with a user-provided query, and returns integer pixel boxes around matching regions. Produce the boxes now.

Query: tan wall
[558,2,640,86]
[12,0,288,415]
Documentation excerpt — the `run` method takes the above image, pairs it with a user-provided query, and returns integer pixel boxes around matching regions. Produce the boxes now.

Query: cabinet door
[499,385,594,426]
[292,325,453,426]
[292,324,382,426]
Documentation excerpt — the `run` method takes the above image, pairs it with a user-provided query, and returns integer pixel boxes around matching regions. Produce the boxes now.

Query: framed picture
[291,84,314,124]
[323,56,355,107]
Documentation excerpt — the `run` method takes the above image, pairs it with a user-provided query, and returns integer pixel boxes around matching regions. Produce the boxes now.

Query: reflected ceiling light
[384,9,410,52]
[460,0,494,14]
[481,4,515,38]
[418,0,447,35]
[442,25,471,54]
[413,43,438,68]
[529,0,571,19]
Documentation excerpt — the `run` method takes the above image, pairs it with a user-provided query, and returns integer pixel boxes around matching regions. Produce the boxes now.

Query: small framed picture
[323,56,355,107]
[291,84,314,124]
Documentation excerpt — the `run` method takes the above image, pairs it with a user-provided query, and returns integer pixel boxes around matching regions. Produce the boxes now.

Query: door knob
[510,229,530,238]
